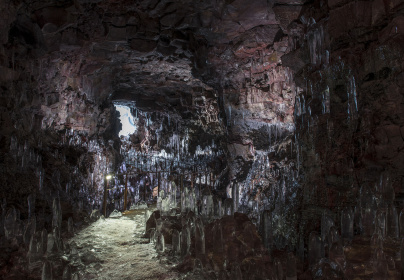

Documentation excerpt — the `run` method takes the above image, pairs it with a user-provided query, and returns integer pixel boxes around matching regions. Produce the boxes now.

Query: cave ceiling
[9,0,303,122]
[0,0,309,189]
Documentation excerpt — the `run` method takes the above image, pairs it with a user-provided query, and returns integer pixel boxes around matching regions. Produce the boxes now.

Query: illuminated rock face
[1,0,404,278]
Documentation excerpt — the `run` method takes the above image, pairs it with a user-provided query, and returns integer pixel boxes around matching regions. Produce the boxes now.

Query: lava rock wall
[288,0,404,239]
[0,0,122,248]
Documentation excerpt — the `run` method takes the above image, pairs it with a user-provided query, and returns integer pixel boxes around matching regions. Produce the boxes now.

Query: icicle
[399,209,404,237]
[387,204,399,238]
[68,217,74,236]
[376,209,386,238]
[223,198,233,216]
[353,204,363,235]
[261,210,273,252]
[268,124,272,146]
[321,212,334,243]
[308,232,323,267]
[211,221,223,254]
[172,229,181,255]
[228,105,231,125]
[232,184,239,213]
[28,194,35,218]
[213,196,222,218]
[290,140,293,156]
[286,252,297,280]
[39,229,47,255]
[52,198,62,230]
[156,232,165,253]
[353,76,357,111]
[4,207,17,239]
[341,207,353,243]
[181,224,191,257]
[41,261,53,280]
[373,248,388,279]
[28,234,40,264]
[195,217,205,255]
[274,258,283,280]
[401,239,404,278]
[23,215,36,246]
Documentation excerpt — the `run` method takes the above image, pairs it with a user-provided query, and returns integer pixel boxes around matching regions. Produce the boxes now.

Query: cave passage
[2,0,404,279]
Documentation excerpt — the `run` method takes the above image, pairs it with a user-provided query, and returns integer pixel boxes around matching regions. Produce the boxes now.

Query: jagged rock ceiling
[1,0,303,182]
[3,0,300,117]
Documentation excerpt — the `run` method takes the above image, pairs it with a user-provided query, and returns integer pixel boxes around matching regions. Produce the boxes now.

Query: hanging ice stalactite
[322,87,330,114]
[347,74,358,122]
[227,104,231,126]
[352,76,357,111]
[267,123,272,146]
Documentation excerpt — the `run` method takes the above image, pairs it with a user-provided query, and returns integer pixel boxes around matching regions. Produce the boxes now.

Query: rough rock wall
[287,0,404,238]
[0,0,121,231]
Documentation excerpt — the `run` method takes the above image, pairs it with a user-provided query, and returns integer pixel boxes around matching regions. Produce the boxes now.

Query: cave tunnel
[1,0,404,279]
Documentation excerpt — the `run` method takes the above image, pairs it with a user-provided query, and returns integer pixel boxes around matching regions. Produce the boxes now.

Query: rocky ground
[70,208,179,280]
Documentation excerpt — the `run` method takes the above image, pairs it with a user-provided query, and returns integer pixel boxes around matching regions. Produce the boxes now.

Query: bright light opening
[115,105,137,137]
[106,175,112,180]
